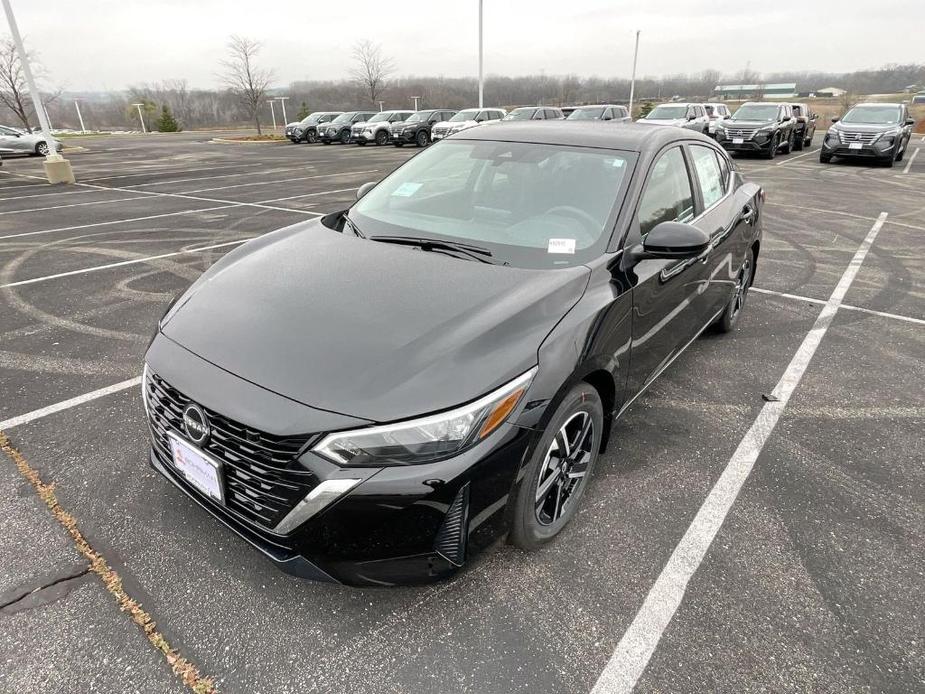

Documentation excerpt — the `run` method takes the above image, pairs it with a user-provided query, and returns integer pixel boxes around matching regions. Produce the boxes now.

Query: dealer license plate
[849,142,863,150]
[168,432,224,503]
[732,138,744,145]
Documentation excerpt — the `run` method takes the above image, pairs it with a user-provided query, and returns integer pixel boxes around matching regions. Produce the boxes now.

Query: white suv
[704,103,732,136]
[431,108,506,141]
[351,110,415,146]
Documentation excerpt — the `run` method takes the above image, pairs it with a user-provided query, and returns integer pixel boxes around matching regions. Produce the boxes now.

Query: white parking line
[752,287,925,326]
[774,148,817,166]
[0,238,253,289]
[177,169,379,195]
[590,212,889,694]
[0,376,142,431]
[82,163,262,183]
[257,187,359,204]
[0,195,151,216]
[902,146,918,174]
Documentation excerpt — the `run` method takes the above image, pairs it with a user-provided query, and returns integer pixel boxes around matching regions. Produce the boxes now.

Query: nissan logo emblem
[182,403,210,446]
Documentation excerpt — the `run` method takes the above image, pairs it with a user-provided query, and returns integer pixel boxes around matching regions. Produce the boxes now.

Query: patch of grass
[0,431,219,694]
[220,134,286,142]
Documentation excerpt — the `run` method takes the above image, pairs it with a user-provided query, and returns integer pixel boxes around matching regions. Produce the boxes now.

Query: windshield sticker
[547,238,576,255]
[392,182,422,197]
[610,158,625,168]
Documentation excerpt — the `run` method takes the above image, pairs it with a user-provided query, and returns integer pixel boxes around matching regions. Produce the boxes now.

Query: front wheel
[339,130,350,145]
[820,152,831,163]
[793,130,804,151]
[35,141,50,156]
[305,131,318,144]
[782,131,794,154]
[416,130,430,147]
[375,130,389,145]
[509,383,603,550]
[764,134,778,159]
[715,248,754,333]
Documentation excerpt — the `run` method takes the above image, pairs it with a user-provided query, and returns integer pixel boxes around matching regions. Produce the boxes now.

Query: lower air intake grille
[434,484,470,566]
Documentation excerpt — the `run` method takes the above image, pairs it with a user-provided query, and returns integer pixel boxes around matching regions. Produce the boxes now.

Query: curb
[210,137,287,145]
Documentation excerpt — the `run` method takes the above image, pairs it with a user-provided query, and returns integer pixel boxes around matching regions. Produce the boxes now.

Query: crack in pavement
[1,566,91,615]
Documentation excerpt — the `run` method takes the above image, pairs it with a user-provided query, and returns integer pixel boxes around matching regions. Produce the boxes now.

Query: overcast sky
[7,0,923,91]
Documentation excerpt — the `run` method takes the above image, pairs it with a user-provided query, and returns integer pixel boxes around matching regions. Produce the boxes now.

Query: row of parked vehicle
[285,99,916,167]
[284,104,631,148]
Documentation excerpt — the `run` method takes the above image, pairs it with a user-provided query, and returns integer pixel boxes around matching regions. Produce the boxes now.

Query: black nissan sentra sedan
[143,122,763,586]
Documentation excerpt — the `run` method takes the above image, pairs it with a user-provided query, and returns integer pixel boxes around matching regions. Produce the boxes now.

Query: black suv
[285,112,342,143]
[715,102,797,159]
[391,109,457,147]
[319,111,377,144]
[789,103,817,150]
[820,102,915,167]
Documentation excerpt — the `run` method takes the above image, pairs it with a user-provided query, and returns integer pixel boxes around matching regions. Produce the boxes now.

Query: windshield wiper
[369,235,495,264]
[342,213,365,238]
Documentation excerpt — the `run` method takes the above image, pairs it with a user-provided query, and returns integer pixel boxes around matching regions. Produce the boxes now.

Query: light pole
[378,100,384,112]
[411,96,421,111]
[0,0,74,183]
[478,0,484,108]
[276,96,289,124]
[628,29,640,119]
[132,103,148,133]
[268,100,277,130]
[73,99,87,133]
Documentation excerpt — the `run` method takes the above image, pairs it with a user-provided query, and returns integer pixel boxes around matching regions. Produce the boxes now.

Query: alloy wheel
[535,411,594,526]
[37,142,49,156]
[731,256,752,320]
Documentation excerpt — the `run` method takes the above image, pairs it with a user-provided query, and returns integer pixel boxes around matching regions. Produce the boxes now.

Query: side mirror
[905,117,915,126]
[831,116,840,123]
[638,222,710,259]
[356,181,377,200]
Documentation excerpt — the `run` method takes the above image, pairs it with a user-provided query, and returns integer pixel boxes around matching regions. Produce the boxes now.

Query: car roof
[452,121,706,151]
[853,102,902,108]
[573,104,623,108]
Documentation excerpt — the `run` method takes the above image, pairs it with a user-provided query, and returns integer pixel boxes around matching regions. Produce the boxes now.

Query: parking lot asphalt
[1,130,922,693]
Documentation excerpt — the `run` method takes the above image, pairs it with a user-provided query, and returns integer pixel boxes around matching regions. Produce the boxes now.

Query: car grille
[145,371,320,531]
[725,126,760,138]
[838,130,879,144]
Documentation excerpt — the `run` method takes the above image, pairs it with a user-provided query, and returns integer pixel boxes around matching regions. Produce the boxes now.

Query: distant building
[816,87,847,98]
[912,92,925,105]
[712,83,797,100]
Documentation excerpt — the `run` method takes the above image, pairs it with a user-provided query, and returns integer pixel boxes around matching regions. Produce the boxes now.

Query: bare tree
[0,35,59,131]
[220,35,273,134]
[350,40,394,106]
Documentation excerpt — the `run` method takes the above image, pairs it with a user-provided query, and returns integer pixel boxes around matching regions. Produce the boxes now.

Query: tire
[393,142,404,147]
[416,130,430,147]
[375,130,389,146]
[306,131,318,144]
[355,140,366,146]
[35,141,50,156]
[715,247,754,333]
[793,129,804,151]
[896,141,905,161]
[819,152,831,163]
[509,382,603,551]
[881,154,895,168]
[322,140,330,145]
[764,134,778,159]
[782,130,794,154]
[339,130,350,145]
[804,131,813,148]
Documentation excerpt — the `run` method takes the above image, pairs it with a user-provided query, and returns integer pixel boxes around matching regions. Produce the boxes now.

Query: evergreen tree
[638,101,655,118]
[156,104,181,132]
[296,101,310,120]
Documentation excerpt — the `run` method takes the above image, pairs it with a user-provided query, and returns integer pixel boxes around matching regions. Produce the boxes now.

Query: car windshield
[367,113,391,123]
[504,108,537,120]
[732,104,779,121]
[841,106,902,125]
[449,109,479,122]
[406,111,431,123]
[567,107,605,120]
[646,106,686,119]
[349,140,634,269]
[301,114,324,124]
[330,113,353,124]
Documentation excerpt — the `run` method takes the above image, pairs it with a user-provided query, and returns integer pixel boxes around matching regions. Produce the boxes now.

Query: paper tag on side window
[547,238,576,254]
[392,182,422,197]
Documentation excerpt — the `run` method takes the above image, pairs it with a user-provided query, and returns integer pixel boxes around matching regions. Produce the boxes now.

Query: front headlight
[755,125,774,134]
[313,368,537,466]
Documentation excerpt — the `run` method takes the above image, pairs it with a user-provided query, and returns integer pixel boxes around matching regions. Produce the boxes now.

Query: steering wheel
[545,206,600,241]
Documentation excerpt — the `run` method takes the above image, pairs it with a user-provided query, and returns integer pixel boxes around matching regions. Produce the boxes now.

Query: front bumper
[143,338,537,586]
[391,129,416,143]
[820,134,898,159]
[349,131,377,143]
[716,131,775,153]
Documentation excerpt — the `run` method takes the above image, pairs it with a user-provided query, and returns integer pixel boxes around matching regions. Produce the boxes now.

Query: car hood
[446,120,478,129]
[832,122,898,133]
[725,119,776,127]
[161,220,590,423]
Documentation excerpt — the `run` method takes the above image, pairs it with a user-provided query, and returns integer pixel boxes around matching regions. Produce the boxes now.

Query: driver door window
[637,147,695,236]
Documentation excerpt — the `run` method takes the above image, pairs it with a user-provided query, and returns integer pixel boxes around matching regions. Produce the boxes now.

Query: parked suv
[285,112,342,143]
[704,103,732,137]
[351,110,415,145]
[319,111,377,144]
[789,103,817,150]
[566,104,631,122]
[714,102,797,159]
[820,103,915,167]
[391,109,457,147]
[431,108,506,141]
[637,103,710,133]
[503,106,565,121]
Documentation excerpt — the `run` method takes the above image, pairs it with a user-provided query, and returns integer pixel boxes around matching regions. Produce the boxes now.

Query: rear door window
[690,145,725,209]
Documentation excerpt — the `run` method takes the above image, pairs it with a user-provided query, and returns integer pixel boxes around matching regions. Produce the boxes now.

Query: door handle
[741,204,755,224]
